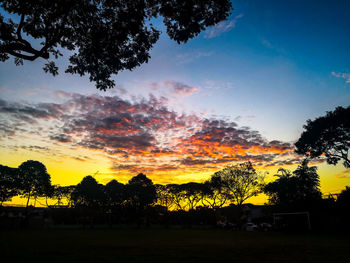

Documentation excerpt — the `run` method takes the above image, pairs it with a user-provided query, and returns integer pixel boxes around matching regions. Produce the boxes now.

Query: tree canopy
[126,173,157,209]
[295,106,350,168]
[18,160,52,207]
[200,175,228,209]
[71,175,105,208]
[212,162,264,206]
[264,159,322,210]
[337,186,350,209]
[50,185,75,207]
[0,164,19,205]
[0,0,232,90]
[105,179,125,207]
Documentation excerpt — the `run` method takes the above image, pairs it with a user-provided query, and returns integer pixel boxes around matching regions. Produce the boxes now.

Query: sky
[1,0,349,205]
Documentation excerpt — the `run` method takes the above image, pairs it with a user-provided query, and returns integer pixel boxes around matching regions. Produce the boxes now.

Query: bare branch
[16,14,25,41]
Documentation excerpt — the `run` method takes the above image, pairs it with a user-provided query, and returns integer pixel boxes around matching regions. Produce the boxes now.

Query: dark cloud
[164,81,198,95]
[145,81,198,96]
[47,94,191,155]
[72,155,91,162]
[267,140,293,151]
[264,157,304,167]
[4,145,50,152]
[175,118,292,162]
[180,153,280,166]
[335,170,350,179]
[111,163,179,174]
[0,92,297,176]
[0,99,63,122]
[263,156,325,168]
[180,157,213,166]
[21,145,50,151]
[0,122,16,137]
[50,134,72,143]
[105,148,129,157]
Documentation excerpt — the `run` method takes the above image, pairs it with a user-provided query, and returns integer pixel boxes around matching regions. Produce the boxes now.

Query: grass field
[1,228,349,262]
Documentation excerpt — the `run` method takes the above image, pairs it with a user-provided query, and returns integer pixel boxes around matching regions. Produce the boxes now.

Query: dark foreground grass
[1,227,349,263]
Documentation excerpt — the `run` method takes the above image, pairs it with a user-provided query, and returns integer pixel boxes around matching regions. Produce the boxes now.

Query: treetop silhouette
[0,0,232,90]
[211,161,265,206]
[295,106,350,168]
[71,175,105,208]
[264,159,322,210]
[18,160,52,208]
[126,173,157,209]
[0,164,19,205]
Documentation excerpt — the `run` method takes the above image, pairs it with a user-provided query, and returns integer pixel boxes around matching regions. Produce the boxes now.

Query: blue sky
[1,0,349,196]
[2,0,349,141]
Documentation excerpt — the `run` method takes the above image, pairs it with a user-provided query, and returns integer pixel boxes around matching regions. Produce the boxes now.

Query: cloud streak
[175,51,214,64]
[332,72,350,84]
[145,81,199,97]
[204,14,243,38]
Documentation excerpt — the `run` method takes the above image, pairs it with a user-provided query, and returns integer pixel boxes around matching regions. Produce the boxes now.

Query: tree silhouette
[180,182,203,210]
[126,173,156,209]
[213,162,264,206]
[295,106,350,168]
[105,179,125,207]
[155,184,175,210]
[0,0,232,90]
[263,168,296,206]
[336,186,350,230]
[337,186,350,212]
[71,176,105,208]
[200,177,228,209]
[337,186,350,207]
[18,160,52,208]
[0,164,19,205]
[337,185,350,226]
[264,159,322,210]
[167,184,186,210]
[50,185,75,207]
[293,159,322,199]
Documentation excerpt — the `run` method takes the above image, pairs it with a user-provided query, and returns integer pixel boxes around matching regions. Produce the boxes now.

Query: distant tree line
[1,158,350,230]
[0,161,265,211]
[0,105,349,230]
[1,159,349,212]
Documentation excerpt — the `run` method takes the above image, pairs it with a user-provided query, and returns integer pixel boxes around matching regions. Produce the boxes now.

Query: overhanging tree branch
[0,0,232,90]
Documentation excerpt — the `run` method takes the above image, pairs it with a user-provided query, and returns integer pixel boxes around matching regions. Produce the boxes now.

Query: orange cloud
[0,92,300,181]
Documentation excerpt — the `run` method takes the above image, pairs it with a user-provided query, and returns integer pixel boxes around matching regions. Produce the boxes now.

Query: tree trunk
[26,191,31,208]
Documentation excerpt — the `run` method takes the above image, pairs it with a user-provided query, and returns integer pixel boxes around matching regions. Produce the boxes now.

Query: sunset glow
[1,0,349,206]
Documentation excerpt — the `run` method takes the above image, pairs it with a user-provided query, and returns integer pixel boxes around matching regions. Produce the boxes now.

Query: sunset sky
[1,0,349,205]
